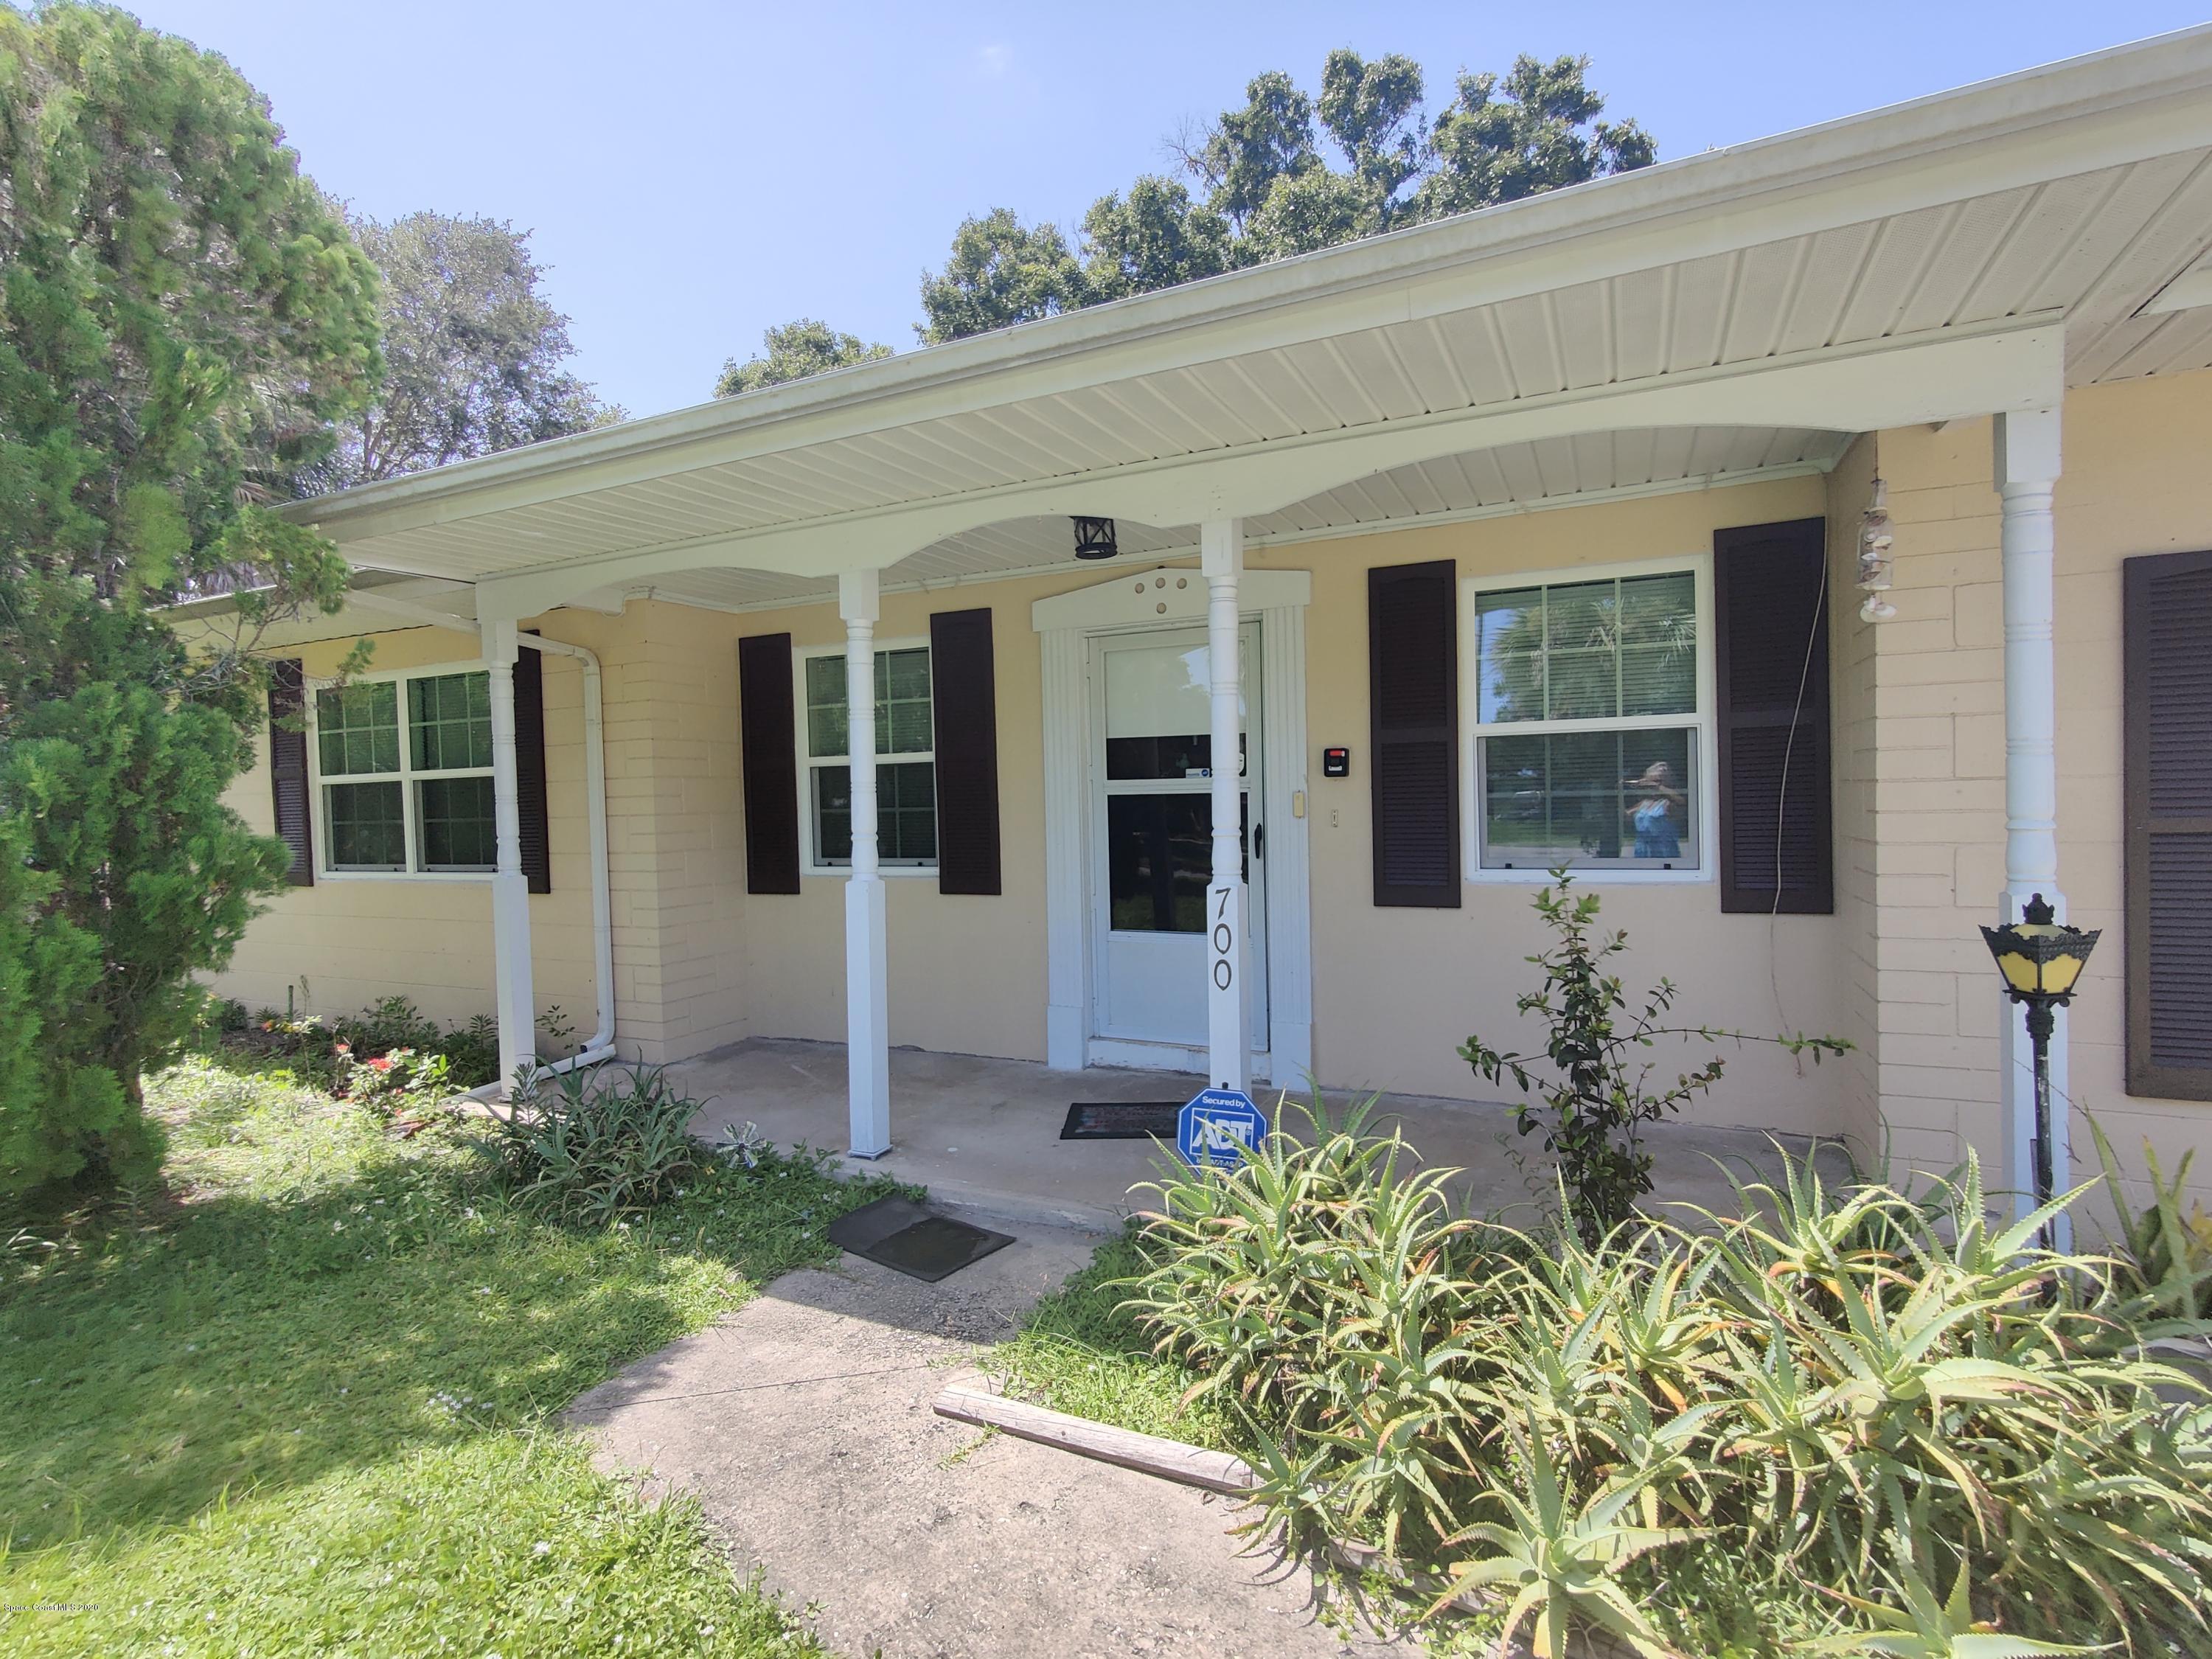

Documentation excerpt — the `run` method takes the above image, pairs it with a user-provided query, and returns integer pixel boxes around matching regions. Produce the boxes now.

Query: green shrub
[481,1062,710,1223]
[1128,1110,2212,1655]
[2090,1113,2212,1326]
[1461,869,1846,1244]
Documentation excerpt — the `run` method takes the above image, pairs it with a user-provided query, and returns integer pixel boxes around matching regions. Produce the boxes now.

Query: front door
[1088,626,1267,1053]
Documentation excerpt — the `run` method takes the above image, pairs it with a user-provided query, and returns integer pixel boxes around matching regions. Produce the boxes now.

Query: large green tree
[311,211,618,488]
[920,49,1654,341]
[0,2,380,1194]
[715,317,892,397]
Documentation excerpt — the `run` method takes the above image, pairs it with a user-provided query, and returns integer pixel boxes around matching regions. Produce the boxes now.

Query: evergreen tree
[0,2,380,1194]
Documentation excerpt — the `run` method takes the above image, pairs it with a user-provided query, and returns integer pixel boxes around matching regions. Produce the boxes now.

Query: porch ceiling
[639,424,1853,613]
[286,27,2212,617]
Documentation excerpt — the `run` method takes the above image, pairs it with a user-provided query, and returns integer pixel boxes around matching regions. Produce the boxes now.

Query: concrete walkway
[570,1206,1396,1658]
[675,1037,1841,1231]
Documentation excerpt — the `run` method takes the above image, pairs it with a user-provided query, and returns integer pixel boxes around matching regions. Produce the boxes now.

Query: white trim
[1088,1036,1279,1085]
[675,463,1842,617]
[1459,553,1718,886]
[1033,564,1313,1076]
[304,657,499,881]
[480,321,2062,616]
[793,635,939,877]
[1032,566,1310,633]
[296,25,2212,554]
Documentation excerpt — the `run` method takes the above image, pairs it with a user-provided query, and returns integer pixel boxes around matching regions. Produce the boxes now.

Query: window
[799,644,937,870]
[313,669,496,874]
[1462,560,1712,878]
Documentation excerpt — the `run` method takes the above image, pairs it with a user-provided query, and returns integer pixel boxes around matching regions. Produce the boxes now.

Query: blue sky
[134,1,2211,420]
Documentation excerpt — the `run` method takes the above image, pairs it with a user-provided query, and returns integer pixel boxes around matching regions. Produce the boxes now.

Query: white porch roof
[282,26,2212,625]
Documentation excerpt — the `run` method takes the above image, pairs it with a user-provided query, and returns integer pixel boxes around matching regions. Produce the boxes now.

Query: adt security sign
[1177,1088,1267,1171]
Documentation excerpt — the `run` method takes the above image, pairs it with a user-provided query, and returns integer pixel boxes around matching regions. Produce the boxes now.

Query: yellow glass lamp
[1981,894,2100,1006]
[1979,893,2100,1241]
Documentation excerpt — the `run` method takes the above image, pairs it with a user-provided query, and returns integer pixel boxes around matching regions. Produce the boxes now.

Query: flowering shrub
[336,1044,452,1110]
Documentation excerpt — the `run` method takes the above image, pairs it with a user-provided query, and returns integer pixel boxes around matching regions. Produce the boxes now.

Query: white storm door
[1088,625,1267,1050]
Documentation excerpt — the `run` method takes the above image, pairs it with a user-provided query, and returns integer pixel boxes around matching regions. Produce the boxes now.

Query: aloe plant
[1126,1106,2211,1652]
[1430,1413,1697,1659]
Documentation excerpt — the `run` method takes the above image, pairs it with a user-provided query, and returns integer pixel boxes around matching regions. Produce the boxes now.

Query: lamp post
[1980,894,2099,1246]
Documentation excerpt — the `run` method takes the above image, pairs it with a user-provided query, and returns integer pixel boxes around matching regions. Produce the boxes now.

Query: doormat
[1059,1101,1183,1141]
[825,1194,1015,1283]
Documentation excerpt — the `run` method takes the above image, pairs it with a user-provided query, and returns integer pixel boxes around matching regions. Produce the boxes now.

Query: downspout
[392,602,612,1099]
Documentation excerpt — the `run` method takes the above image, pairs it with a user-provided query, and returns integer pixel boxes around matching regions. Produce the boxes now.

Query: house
[187,29,2212,1216]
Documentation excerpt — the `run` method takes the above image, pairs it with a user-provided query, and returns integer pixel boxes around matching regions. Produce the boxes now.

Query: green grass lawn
[0,1061,906,1658]
[985,1227,1228,1452]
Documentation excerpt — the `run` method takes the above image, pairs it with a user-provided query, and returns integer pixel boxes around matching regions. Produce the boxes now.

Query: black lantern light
[1071,515,1119,560]
[1979,894,2100,1244]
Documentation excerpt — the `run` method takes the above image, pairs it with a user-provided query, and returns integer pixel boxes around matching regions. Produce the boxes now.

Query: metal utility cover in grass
[826,1195,1014,1283]
[1058,1102,1183,1141]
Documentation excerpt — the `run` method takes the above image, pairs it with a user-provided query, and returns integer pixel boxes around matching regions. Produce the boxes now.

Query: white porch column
[1994,406,2069,1237]
[484,618,536,1092]
[841,568,892,1157]
[1203,520,1251,1094]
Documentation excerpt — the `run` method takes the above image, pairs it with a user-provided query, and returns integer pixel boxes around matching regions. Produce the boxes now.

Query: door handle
[1253,822,1265,860]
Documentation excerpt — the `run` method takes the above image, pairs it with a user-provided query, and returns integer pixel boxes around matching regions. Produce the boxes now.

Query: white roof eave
[286,23,2212,548]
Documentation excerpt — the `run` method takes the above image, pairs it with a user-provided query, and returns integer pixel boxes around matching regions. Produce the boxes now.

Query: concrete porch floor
[675,1037,1843,1230]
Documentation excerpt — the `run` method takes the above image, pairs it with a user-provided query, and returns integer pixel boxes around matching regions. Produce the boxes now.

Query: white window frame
[1459,552,1717,886]
[305,660,497,883]
[794,637,939,878]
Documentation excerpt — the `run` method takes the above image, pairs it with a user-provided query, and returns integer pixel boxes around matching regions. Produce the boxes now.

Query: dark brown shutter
[266,658,313,886]
[739,632,801,894]
[2125,548,2212,1100]
[1714,518,1832,914]
[930,607,1002,896]
[514,641,552,894]
[1368,560,1461,907]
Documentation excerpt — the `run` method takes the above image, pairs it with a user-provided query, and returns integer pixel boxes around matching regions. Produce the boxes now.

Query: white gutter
[364,592,617,1088]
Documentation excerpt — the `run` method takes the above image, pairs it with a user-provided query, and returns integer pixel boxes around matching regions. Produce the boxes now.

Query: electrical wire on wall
[1767,517,1835,1054]
[1770,473,1889,1056]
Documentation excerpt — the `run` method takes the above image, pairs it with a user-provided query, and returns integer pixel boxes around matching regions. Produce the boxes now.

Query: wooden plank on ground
[932,1377,1257,1497]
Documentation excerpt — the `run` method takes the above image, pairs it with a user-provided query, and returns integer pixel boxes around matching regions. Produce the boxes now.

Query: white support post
[1202,520,1251,1095]
[1994,407,2069,1242]
[484,618,537,1093]
[841,568,892,1157]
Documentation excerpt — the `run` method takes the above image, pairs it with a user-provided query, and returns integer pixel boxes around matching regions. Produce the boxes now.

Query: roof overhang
[280,25,2212,622]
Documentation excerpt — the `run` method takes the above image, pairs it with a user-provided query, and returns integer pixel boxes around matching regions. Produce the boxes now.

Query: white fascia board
[293,28,2212,552]
[472,318,2061,621]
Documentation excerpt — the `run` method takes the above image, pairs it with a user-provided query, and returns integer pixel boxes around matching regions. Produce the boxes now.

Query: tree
[0,3,380,1195]
[1079,176,1232,302]
[313,212,618,489]
[917,206,1089,344]
[1415,55,1657,220]
[716,317,892,397]
[917,49,1653,339]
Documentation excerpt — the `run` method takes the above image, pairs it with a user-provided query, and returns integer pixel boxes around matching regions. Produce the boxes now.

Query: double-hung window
[799,644,937,871]
[1463,558,1712,878]
[314,669,497,875]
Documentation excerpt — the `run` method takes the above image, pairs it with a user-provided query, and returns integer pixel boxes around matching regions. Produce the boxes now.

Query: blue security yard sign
[1177,1088,1267,1171]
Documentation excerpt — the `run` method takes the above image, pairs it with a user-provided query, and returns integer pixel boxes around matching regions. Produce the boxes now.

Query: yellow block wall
[1847,371,2212,1208]
[209,367,2212,1211]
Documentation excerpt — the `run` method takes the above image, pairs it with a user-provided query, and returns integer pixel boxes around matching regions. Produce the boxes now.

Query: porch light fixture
[1857,476,1896,622]
[1071,515,1119,560]
[1980,894,2101,1246]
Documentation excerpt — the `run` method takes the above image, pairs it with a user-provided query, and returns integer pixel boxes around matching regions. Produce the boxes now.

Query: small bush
[1128,1108,2212,1655]
[482,1062,708,1223]
[1462,869,1846,1244]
